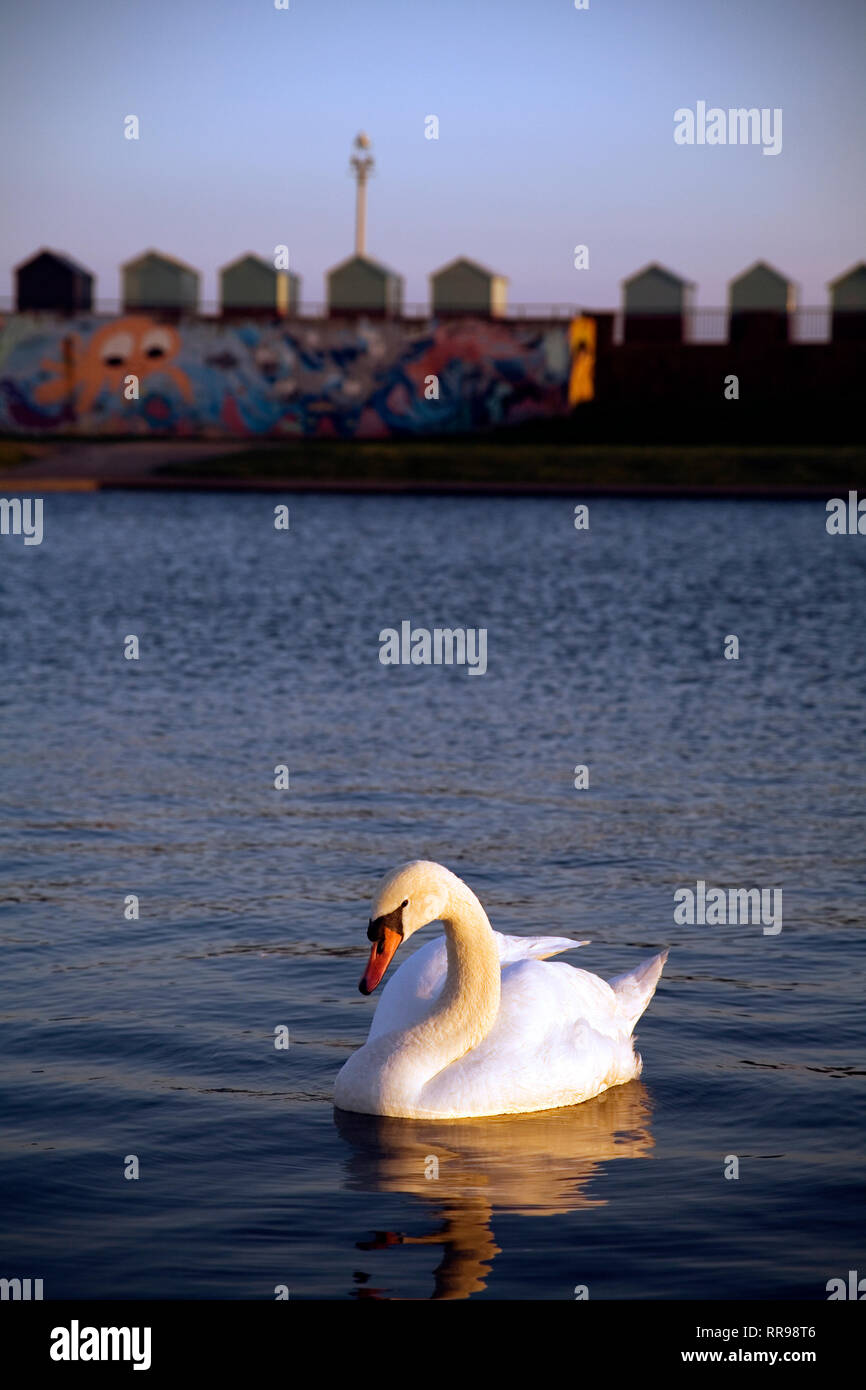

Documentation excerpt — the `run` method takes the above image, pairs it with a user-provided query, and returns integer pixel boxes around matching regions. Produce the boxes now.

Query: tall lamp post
[350,132,374,256]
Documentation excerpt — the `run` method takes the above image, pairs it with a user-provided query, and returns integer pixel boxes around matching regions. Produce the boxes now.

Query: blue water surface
[0,490,863,1299]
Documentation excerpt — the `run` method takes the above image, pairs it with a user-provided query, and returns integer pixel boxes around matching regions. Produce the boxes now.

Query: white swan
[334,860,668,1120]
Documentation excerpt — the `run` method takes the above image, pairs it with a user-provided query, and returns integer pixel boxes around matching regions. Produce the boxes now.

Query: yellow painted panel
[568,315,595,405]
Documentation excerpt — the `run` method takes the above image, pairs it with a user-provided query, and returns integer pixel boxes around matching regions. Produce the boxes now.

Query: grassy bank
[154,441,866,492]
[0,440,52,470]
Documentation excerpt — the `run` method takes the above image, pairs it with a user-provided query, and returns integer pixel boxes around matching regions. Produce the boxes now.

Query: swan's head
[360,860,454,995]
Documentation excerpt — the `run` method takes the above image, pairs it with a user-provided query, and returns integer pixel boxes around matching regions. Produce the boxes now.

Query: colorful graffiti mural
[0,314,573,438]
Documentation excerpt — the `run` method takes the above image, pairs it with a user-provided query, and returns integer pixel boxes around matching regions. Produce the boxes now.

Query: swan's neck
[435,887,501,1048]
[383,885,501,1098]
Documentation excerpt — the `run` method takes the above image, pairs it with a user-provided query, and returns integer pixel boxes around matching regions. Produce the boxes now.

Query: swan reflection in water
[334,1080,654,1299]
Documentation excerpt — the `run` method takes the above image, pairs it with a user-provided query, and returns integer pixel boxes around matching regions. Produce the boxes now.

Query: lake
[0,489,863,1299]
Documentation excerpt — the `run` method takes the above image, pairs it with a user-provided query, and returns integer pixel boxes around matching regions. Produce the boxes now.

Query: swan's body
[334,861,668,1120]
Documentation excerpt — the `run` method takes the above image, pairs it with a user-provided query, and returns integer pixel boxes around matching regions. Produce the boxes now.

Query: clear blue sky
[1,0,863,308]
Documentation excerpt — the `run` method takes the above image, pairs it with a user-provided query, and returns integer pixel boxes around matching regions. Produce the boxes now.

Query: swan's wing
[366,932,588,1041]
[498,957,622,1042]
[419,957,637,1117]
[496,933,589,962]
[608,948,669,1034]
[366,935,449,1040]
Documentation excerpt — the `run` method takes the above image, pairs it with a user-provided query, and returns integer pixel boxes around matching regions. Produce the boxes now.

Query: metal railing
[0,298,844,342]
[611,306,833,344]
[0,297,580,321]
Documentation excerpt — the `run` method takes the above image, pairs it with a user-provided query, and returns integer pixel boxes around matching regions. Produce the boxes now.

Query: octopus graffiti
[0,313,580,438]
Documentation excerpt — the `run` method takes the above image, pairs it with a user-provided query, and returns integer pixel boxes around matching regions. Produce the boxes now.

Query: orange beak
[360,925,402,995]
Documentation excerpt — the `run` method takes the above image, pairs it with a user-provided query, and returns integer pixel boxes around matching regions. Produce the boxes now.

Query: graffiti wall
[0,314,575,438]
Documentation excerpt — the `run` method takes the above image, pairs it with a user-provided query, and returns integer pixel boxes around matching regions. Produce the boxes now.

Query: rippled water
[0,490,863,1299]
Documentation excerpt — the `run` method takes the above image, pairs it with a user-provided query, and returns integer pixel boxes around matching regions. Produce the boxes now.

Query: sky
[1,0,864,310]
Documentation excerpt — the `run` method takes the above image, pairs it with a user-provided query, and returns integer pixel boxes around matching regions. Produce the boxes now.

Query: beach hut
[430,257,508,317]
[326,254,403,318]
[220,254,300,318]
[15,249,94,314]
[122,250,200,315]
[729,261,795,344]
[828,262,866,342]
[622,263,693,343]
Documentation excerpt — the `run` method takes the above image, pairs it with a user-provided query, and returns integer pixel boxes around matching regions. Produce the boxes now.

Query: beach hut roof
[14,247,93,276]
[622,261,695,288]
[121,248,200,276]
[430,256,508,283]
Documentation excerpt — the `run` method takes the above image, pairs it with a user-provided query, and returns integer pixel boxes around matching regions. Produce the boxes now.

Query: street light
[349,132,375,257]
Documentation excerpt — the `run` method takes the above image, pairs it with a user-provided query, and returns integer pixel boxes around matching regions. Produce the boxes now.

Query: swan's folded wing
[496,933,589,962]
[419,958,636,1116]
[366,935,449,1040]
[366,932,588,1043]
